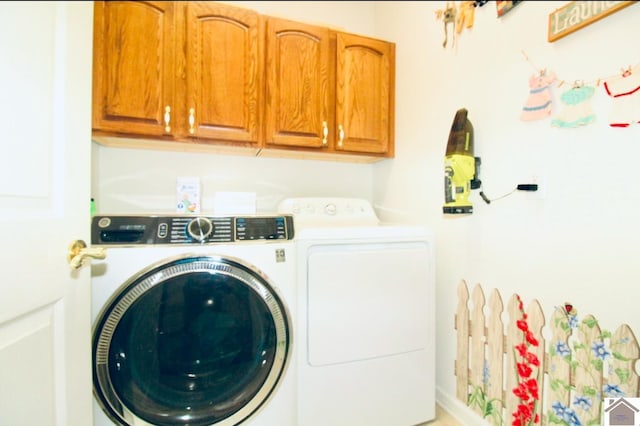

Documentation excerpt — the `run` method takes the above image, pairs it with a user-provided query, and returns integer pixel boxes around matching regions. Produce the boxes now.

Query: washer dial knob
[187,217,213,242]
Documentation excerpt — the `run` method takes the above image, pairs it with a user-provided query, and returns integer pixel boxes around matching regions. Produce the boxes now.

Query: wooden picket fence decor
[455,280,640,426]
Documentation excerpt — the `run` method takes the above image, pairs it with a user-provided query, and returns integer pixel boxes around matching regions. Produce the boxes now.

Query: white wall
[93,0,640,421]
[371,0,640,417]
[220,1,376,33]
[92,146,375,213]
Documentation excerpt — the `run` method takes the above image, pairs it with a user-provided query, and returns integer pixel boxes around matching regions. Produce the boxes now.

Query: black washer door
[93,254,291,426]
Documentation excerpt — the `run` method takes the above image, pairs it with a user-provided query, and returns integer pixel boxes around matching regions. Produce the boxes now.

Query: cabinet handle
[322,121,328,146]
[164,106,171,133]
[338,124,345,148]
[188,108,195,135]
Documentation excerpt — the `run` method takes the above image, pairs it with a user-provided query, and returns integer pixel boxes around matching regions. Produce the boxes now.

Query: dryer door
[92,254,291,426]
[306,241,430,365]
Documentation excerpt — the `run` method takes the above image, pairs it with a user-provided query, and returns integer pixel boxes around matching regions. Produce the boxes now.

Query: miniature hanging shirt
[603,66,640,127]
[521,70,556,121]
[551,85,596,128]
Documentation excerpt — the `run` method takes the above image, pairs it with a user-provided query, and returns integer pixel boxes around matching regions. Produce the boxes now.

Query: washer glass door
[93,254,291,426]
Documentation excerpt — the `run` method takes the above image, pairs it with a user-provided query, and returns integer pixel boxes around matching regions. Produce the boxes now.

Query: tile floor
[423,404,462,426]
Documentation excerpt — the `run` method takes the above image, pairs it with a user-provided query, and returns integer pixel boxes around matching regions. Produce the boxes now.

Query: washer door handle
[67,239,106,270]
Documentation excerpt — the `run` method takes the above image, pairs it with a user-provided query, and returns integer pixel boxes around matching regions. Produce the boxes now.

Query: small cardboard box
[176,177,201,213]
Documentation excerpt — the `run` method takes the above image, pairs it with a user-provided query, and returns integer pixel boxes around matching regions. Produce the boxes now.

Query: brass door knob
[67,240,106,270]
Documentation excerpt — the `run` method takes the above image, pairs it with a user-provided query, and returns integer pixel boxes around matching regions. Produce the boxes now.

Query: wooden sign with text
[548,1,635,42]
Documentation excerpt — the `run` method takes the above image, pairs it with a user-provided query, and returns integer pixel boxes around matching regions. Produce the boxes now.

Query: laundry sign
[548,0,635,42]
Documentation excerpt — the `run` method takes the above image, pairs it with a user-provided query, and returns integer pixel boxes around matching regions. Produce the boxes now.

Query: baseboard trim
[436,387,491,426]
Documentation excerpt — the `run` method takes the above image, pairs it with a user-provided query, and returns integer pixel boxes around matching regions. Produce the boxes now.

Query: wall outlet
[527,174,545,200]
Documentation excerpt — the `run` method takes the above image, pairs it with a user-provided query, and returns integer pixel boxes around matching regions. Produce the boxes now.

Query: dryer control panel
[92,215,294,245]
[278,197,380,227]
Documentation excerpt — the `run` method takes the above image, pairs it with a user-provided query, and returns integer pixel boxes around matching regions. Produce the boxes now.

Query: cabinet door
[265,18,333,149]
[181,2,261,145]
[92,1,175,136]
[336,33,395,156]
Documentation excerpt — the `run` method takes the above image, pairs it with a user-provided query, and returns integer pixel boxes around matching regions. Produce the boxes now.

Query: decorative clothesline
[520,50,639,88]
[519,50,640,128]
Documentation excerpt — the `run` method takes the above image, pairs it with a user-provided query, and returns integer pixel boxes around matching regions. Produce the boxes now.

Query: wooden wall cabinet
[92,1,395,161]
[92,1,175,137]
[92,1,262,149]
[180,2,262,145]
[336,32,394,157]
[264,18,333,150]
[264,16,395,159]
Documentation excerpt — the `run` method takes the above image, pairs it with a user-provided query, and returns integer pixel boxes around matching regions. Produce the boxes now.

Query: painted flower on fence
[592,341,611,361]
[555,341,571,357]
[550,401,582,426]
[512,294,540,426]
[547,304,635,426]
[467,359,504,425]
[467,384,504,425]
[572,395,592,411]
[603,383,625,398]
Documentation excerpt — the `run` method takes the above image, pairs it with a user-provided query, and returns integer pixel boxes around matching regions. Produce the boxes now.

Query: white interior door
[0,3,94,425]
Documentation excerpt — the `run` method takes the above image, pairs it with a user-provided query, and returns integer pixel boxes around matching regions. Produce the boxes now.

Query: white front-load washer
[90,214,297,426]
[279,198,436,426]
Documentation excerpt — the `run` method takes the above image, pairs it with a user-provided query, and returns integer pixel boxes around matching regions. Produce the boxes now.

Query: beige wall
[371,1,640,420]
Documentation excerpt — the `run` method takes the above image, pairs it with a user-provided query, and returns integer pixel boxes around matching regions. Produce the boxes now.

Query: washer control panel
[92,215,294,245]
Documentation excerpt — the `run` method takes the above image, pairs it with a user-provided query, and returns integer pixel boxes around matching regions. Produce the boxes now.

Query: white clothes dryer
[278,198,436,426]
[90,214,297,426]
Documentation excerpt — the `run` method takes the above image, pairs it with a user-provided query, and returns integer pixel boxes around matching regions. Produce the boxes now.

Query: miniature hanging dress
[456,1,476,34]
[603,65,640,127]
[521,70,557,121]
[551,84,596,128]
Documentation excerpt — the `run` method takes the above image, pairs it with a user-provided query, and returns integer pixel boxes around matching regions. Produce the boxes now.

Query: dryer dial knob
[324,203,337,216]
[187,217,213,242]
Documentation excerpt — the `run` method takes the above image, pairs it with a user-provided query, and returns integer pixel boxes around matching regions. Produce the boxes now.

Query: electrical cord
[479,183,538,204]
[479,184,516,204]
